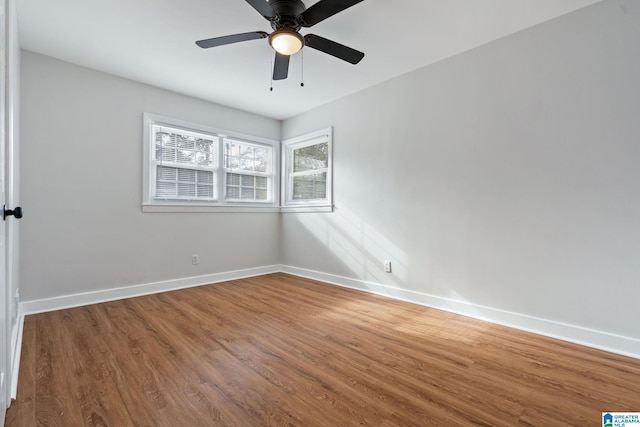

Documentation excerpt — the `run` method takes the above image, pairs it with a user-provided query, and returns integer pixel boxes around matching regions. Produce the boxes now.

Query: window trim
[143,113,280,213]
[281,127,333,212]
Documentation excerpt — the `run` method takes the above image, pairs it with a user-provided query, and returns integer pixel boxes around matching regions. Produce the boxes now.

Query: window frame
[281,127,333,212]
[143,113,280,213]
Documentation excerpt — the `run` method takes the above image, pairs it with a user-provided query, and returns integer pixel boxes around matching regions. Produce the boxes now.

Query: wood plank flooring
[6,273,640,426]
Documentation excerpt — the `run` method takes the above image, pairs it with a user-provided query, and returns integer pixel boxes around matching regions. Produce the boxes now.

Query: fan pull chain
[300,49,305,87]
[270,54,274,91]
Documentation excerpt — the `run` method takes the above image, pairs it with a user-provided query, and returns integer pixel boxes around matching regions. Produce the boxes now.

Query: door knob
[3,205,23,220]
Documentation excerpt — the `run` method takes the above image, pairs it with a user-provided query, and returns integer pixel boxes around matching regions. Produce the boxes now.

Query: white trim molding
[280,265,640,360]
[142,204,282,213]
[19,265,280,315]
[16,265,639,363]
[10,314,23,400]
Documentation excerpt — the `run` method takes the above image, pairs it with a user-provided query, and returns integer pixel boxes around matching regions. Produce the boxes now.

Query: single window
[282,128,332,210]
[224,138,274,203]
[152,125,218,202]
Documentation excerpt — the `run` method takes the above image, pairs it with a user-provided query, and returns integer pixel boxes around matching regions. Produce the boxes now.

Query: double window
[143,114,278,212]
[143,113,331,212]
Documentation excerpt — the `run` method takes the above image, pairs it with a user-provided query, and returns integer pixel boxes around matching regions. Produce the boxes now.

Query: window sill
[142,204,281,213]
[280,205,333,213]
[141,204,333,213]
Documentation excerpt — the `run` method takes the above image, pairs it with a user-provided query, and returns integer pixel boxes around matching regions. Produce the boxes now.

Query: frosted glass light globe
[270,31,303,55]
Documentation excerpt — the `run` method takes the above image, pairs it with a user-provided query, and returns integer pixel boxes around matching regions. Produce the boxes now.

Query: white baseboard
[10,314,24,400]
[16,264,639,361]
[19,265,280,315]
[281,265,640,360]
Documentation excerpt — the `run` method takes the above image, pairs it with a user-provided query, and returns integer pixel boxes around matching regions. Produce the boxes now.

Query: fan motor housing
[269,0,306,30]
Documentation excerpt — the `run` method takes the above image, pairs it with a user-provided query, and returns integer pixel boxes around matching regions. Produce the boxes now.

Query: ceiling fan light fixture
[269,30,304,55]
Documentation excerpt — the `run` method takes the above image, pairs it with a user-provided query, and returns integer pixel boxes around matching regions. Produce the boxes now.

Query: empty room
[1,0,639,425]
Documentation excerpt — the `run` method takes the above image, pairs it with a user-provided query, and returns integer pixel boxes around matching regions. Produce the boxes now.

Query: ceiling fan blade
[304,34,364,64]
[196,31,268,48]
[273,53,290,80]
[299,0,364,27]
[245,0,276,19]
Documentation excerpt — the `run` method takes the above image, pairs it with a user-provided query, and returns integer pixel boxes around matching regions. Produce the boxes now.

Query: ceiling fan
[196,0,365,81]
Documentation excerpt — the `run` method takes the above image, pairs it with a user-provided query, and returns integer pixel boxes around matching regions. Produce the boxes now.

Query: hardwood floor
[6,273,640,426]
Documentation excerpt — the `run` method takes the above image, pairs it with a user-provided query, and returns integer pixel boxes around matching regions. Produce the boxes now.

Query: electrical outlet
[192,254,199,265]
[384,261,392,273]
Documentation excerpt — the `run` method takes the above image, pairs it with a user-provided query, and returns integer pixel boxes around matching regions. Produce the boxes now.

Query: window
[224,139,273,203]
[143,113,279,212]
[282,128,332,211]
[153,126,217,201]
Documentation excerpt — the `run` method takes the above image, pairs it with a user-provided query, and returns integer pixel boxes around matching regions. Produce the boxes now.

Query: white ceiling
[18,0,601,120]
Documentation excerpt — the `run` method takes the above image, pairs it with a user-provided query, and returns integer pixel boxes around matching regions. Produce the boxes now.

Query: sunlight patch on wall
[295,202,408,288]
[292,201,493,334]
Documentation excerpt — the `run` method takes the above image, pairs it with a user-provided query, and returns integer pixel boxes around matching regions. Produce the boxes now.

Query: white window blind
[152,125,218,201]
[291,141,328,201]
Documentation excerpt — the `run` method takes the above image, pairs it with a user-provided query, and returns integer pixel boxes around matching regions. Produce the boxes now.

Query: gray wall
[281,0,640,340]
[20,51,281,300]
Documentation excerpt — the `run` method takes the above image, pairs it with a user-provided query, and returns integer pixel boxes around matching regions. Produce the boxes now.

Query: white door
[0,0,7,422]
[0,184,6,427]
